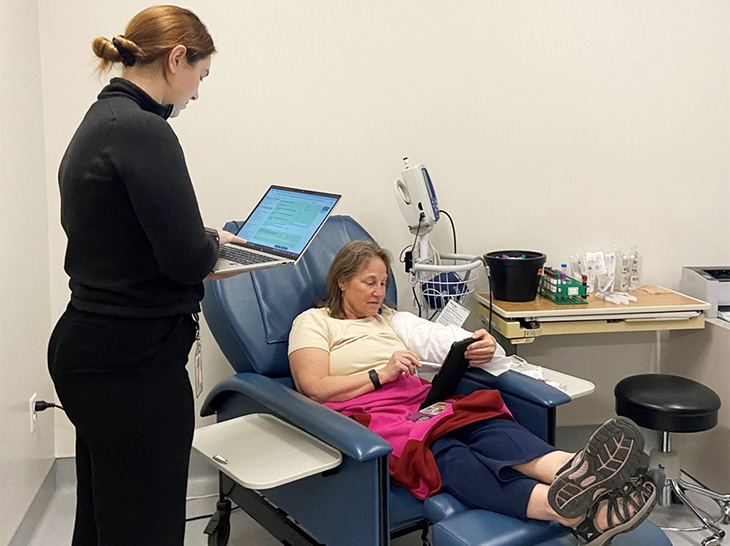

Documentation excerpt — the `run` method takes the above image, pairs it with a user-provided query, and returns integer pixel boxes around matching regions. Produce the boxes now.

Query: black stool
[615,373,727,546]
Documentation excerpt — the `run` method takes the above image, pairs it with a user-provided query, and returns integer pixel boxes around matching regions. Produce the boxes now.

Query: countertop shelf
[476,288,710,344]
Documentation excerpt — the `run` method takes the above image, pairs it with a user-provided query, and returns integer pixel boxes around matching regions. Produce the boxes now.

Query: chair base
[650,445,730,545]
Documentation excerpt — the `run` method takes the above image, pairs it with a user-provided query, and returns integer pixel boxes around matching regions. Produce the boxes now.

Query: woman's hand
[464,329,497,366]
[217,228,246,246]
[204,229,248,280]
[377,350,421,384]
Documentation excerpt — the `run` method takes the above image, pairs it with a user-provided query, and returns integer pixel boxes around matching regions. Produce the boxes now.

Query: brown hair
[92,5,215,74]
[319,240,393,319]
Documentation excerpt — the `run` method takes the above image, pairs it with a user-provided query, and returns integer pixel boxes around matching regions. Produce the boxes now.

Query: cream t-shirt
[288,306,407,376]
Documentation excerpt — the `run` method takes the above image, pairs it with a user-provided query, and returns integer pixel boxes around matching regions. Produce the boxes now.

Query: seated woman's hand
[378,350,422,384]
[465,329,497,366]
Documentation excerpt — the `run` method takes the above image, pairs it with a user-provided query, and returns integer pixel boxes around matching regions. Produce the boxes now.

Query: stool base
[664,477,728,545]
[649,438,730,545]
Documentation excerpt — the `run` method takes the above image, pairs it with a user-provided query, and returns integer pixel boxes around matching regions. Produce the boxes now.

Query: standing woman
[47,6,242,545]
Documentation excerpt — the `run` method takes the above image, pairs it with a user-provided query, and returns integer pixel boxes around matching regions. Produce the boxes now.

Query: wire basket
[410,254,483,313]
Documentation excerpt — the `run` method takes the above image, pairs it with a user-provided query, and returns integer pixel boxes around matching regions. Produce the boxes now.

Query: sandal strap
[573,515,602,543]
[605,478,654,527]
[573,475,657,543]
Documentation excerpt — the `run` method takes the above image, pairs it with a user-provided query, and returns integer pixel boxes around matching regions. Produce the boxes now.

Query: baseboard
[188,448,219,497]
[9,452,219,546]
[7,458,71,546]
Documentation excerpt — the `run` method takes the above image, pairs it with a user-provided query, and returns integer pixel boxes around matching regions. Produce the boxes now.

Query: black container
[484,250,547,302]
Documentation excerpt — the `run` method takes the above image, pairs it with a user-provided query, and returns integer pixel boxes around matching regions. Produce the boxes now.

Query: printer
[680,267,730,320]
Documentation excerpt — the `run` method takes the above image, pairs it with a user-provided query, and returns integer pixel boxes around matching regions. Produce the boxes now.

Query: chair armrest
[463,368,572,407]
[201,373,392,462]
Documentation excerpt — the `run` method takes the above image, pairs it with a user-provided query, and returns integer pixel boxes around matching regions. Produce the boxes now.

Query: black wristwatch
[368,369,382,390]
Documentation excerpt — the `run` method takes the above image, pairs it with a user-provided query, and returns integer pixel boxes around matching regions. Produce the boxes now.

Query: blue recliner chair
[200,215,670,546]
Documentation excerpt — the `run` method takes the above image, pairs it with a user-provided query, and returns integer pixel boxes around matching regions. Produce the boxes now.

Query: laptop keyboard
[219,245,279,265]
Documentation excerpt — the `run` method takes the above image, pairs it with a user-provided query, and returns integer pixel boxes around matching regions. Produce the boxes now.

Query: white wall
[0,0,726,540]
[663,320,730,492]
[0,0,56,543]
[35,0,730,453]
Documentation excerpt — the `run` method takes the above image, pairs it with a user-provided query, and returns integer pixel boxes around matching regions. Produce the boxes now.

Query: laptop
[418,337,474,411]
[213,185,341,273]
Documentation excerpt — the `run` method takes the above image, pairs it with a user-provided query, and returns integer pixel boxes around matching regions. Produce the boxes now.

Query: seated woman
[288,240,658,546]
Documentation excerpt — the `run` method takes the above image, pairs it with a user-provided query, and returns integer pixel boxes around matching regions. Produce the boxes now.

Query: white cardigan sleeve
[391,311,511,376]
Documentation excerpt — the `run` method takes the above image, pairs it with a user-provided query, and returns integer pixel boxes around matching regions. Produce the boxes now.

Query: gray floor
[12,425,730,546]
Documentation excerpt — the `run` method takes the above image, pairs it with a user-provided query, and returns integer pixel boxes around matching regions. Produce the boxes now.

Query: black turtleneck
[58,78,219,317]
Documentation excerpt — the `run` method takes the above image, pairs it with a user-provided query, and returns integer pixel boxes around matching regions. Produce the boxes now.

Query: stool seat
[615,374,721,433]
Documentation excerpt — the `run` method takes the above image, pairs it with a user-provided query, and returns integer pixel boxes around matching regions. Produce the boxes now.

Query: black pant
[48,304,196,546]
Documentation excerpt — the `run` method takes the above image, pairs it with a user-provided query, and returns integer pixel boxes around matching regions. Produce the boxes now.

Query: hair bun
[91,36,123,63]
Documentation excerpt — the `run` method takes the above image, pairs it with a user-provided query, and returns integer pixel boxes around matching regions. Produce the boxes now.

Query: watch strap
[368,369,382,390]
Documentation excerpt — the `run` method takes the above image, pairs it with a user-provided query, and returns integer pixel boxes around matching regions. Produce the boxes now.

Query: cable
[412,285,422,317]
[410,213,424,254]
[398,245,410,264]
[34,400,64,412]
[409,214,426,317]
[439,209,457,254]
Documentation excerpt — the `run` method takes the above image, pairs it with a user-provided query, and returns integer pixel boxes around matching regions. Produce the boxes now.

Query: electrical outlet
[29,393,37,434]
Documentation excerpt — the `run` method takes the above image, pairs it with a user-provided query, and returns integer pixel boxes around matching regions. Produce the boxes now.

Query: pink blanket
[325,374,512,499]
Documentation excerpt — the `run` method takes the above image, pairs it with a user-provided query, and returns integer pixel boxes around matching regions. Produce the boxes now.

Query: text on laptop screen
[237,187,339,257]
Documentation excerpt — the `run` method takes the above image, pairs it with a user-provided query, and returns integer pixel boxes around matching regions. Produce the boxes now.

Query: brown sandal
[572,471,659,545]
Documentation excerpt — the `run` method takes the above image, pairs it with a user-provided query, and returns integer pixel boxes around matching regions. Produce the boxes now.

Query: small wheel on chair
[207,522,230,546]
[700,536,721,546]
[204,499,232,546]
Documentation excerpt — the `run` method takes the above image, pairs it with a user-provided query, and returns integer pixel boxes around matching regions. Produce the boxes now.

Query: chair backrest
[202,215,398,379]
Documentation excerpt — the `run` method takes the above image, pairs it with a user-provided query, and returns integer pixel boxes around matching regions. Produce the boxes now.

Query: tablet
[418,337,474,410]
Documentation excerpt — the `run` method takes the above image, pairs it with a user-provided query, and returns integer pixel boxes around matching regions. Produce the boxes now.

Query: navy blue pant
[432,418,557,519]
[48,304,196,546]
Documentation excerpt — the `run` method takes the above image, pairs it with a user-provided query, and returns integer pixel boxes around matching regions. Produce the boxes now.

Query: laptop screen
[235,186,341,260]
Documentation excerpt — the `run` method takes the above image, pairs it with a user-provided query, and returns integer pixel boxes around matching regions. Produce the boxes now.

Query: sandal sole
[549,417,649,518]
